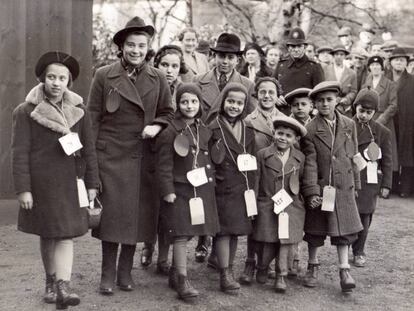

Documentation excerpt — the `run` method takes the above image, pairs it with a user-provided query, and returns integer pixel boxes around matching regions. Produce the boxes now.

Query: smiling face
[291,96,313,121]
[355,105,375,123]
[178,92,200,119]
[314,91,338,119]
[274,126,298,152]
[158,53,180,85]
[122,33,149,66]
[222,90,246,121]
[257,81,278,111]
[43,63,70,102]
[182,31,197,54]
[215,52,239,74]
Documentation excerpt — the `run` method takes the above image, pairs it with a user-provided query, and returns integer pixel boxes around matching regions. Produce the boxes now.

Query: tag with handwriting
[59,132,83,156]
[272,189,293,214]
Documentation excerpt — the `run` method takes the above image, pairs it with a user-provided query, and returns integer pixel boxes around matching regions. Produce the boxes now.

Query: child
[253,116,308,293]
[156,83,220,301]
[301,81,363,293]
[285,88,313,126]
[209,82,256,294]
[351,87,392,267]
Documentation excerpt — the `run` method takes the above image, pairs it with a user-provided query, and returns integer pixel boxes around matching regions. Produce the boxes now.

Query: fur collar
[26,83,84,134]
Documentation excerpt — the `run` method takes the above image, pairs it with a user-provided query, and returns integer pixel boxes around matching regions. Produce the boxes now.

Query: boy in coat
[351,87,392,267]
[285,88,313,126]
[301,81,363,293]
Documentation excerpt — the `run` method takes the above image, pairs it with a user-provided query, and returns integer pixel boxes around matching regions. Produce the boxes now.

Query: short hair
[254,77,283,97]
[116,31,151,58]
[154,45,189,74]
[178,27,199,41]
[38,63,73,88]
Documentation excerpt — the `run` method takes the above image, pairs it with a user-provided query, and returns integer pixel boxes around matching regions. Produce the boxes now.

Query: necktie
[218,73,227,91]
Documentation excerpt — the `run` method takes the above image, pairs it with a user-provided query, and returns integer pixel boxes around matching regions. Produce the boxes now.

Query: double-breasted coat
[362,74,398,170]
[253,145,307,244]
[156,117,220,238]
[87,61,174,245]
[353,118,392,214]
[301,112,363,236]
[12,84,99,238]
[209,117,256,236]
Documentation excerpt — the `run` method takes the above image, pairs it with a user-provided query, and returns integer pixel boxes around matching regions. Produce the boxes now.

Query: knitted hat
[175,83,203,118]
[353,87,379,110]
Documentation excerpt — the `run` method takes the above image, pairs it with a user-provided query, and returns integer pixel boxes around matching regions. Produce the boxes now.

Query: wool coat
[239,61,274,82]
[182,51,210,80]
[156,118,220,238]
[87,61,174,245]
[301,112,363,237]
[253,145,307,244]
[353,118,393,214]
[362,74,398,170]
[12,84,99,238]
[209,117,256,236]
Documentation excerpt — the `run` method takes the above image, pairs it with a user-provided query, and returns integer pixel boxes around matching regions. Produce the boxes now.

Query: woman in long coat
[12,51,99,309]
[87,17,174,295]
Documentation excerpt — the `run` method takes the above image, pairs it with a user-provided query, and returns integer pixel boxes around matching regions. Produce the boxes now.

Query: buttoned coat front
[87,61,174,245]
[301,112,363,236]
[253,145,307,244]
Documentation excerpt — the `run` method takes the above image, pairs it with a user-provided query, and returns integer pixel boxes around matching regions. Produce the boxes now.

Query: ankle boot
[256,265,269,284]
[239,259,256,285]
[99,241,118,295]
[303,263,319,288]
[288,259,299,278]
[339,268,356,292]
[43,273,56,303]
[274,274,287,293]
[220,268,240,294]
[168,266,179,290]
[176,274,199,301]
[117,244,136,291]
[56,279,80,310]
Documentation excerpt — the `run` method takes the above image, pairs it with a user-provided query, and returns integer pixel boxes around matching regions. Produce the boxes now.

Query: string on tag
[326,119,336,186]
[186,122,201,199]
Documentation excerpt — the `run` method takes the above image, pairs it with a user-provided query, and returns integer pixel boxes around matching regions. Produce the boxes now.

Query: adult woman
[265,45,281,74]
[12,51,99,309]
[362,55,398,195]
[87,16,174,295]
[239,42,273,82]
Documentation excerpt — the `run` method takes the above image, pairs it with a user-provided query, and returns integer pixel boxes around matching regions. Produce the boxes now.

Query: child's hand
[355,190,359,198]
[307,195,322,209]
[380,188,390,199]
[142,124,162,139]
[163,193,176,203]
[17,192,33,210]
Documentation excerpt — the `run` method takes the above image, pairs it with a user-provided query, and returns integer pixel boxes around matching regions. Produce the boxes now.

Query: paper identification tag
[278,212,289,239]
[321,186,336,212]
[367,161,378,184]
[244,189,258,217]
[186,167,208,187]
[59,132,83,156]
[272,189,293,214]
[77,178,89,208]
[189,197,205,225]
[237,154,257,172]
[353,152,367,172]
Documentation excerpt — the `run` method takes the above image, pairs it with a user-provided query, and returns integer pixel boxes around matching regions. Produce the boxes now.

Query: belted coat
[87,61,174,245]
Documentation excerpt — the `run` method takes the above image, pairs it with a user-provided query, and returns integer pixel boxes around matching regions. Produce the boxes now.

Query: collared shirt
[215,68,233,82]
[333,63,345,81]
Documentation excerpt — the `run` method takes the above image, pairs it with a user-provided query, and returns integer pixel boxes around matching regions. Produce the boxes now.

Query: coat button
[206,164,211,169]
[191,149,196,154]
[332,155,336,160]
[204,151,208,155]
[208,177,213,182]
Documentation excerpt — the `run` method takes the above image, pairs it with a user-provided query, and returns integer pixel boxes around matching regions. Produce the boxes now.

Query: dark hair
[154,45,188,74]
[116,31,151,58]
[254,77,283,97]
[178,27,199,41]
[39,63,73,88]
[219,82,249,120]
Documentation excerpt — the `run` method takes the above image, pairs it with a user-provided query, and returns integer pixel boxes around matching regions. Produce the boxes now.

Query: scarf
[221,116,243,143]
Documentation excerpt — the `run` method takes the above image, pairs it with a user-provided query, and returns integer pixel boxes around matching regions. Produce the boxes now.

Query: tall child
[156,83,220,301]
[351,87,392,267]
[209,82,256,294]
[253,116,308,293]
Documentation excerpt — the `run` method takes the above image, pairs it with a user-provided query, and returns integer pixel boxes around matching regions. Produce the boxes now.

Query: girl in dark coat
[12,51,99,309]
[156,83,220,300]
[208,82,257,294]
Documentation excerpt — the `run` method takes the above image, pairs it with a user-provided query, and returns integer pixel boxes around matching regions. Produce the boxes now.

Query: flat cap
[284,88,312,104]
[309,81,341,100]
[272,116,307,137]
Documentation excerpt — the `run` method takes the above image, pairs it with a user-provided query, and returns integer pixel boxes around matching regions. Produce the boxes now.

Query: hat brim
[272,119,307,137]
[35,51,80,81]
[113,25,155,46]
[210,47,243,55]
[286,39,307,46]
[389,54,409,61]
[309,87,340,100]
[330,49,350,55]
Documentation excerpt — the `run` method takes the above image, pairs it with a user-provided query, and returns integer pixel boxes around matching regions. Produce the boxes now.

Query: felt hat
[284,88,312,104]
[337,26,352,37]
[388,47,409,61]
[286,27,307,45]
[353,87,379,110]
[367,55,384,70]
[381,40,398,52]
[316,46,333,54]
[113,16,155,47]
[272,116,307,137]
[35,51,80,81]
[309,81,341,100]
[361,23,375,35]
[330,44,350,55]
[210,33,242,55]
[243,42,265,56]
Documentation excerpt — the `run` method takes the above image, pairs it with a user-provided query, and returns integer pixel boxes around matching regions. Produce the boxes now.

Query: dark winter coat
[253,145,307,244]
[353,118,393,214]
[87,61,174,245]
[12,84,99,238]
[156,118,220,238]
[301,112,363,236]
[209,117,256,236]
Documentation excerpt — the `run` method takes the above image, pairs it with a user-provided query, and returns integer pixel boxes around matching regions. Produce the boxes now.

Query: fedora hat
[286,27,307,45]
[330,44,350,55]
[113,16,155,47]
[35,51,80,81]
[389,47,409,61]
[210,33,242,55]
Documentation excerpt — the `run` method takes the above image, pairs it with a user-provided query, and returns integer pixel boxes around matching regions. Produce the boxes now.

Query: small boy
[285,88,313,126]
[301,81,363,293]
[351,87,392,267]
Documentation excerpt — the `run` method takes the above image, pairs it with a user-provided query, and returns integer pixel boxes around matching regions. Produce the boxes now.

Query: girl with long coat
[12,51,99,309]
[87,17,174,295]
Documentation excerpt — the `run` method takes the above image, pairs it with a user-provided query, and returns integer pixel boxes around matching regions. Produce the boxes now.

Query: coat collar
[262,144,302,176]
[26,83,84,135]
[364,74,387,95]
[286,55,309,68]
[353,117,377,145]
[245,108,274,137]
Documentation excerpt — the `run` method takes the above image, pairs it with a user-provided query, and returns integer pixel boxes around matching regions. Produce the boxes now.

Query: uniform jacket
[353,118,392,214]
[156,117,220,238]
[253,145,307,244]
[12,84,99,238]
[301,112,363,236]
[87,61,174,244]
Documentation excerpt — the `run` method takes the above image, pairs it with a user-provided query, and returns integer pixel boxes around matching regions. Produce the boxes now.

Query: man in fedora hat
[350,47,369,91]
[323,45,357,117]
[337,26,354,52]
[273,27,324,114]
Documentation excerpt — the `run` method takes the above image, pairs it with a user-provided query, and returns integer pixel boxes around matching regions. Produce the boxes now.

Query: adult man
[350,47,369,91]
[337,26,354,52]
[323,45,357,117]
[355,23,376,55]
[381,40,398,75]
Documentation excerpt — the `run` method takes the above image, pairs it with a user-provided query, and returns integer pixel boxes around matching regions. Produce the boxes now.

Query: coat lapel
[263,144,282,173]
[314,116,333,149]
[246,109,273,137]
[199,70,220,108]
[333,113,353,154]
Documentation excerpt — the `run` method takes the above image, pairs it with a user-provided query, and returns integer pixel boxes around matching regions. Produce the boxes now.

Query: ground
[0,196,413,311]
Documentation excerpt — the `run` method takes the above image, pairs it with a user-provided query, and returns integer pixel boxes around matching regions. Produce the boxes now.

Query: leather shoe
[353,255,366,267]
[140,245,153,267]
[339,268,356,292]
[195,244,209,263]
[99,286,114,296]
[303,263,319,288]
[256,266,269,284]
[274,275,287,293]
